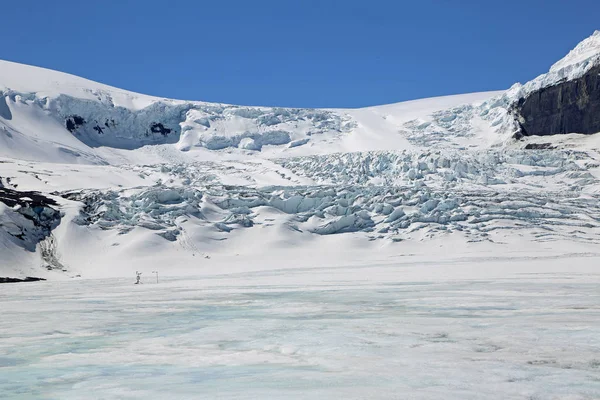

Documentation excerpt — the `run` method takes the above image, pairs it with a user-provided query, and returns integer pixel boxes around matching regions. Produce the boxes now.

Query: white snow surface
[0,56,504,163]
[1,31,600,279]
[1,258,599,399]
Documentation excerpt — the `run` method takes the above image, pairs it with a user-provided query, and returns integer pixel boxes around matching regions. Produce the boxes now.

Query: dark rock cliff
[514,65,600,136]
[0,187,61,251]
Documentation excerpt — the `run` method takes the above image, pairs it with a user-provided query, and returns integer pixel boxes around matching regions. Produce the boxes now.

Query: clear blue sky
[3,0,599,108]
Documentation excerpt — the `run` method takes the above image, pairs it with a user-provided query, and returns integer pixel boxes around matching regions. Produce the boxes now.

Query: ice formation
[1,31,600,279]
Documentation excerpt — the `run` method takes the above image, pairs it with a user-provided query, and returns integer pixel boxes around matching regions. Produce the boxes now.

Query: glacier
[1,31,600,278]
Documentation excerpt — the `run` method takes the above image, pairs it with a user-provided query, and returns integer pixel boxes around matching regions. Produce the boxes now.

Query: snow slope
[1,31,600,279]
[0,57,502,164]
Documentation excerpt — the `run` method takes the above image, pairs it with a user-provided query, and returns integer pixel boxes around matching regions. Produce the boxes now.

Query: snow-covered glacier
[1,31,600,280]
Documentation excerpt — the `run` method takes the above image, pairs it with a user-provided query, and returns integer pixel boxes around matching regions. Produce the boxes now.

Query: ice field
[1,256,599,399]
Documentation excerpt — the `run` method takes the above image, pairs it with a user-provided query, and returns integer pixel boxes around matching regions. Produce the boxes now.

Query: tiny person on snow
[135,271,142,284]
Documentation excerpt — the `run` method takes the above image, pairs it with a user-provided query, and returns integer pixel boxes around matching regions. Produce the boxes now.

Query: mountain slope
[0,58,504,164]
[2,32,600,279]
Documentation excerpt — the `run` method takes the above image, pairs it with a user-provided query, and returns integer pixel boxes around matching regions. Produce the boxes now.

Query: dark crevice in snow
[0,94,12,120]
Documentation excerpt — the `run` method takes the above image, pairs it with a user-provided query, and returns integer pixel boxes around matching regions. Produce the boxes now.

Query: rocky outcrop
[0,187,61,251]
[0,276,46,284]
[514,65,600,136]
[524,143,555,150]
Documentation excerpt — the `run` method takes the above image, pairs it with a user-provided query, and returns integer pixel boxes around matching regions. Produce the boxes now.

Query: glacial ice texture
[59,148,600,244]
[0,266,599,400]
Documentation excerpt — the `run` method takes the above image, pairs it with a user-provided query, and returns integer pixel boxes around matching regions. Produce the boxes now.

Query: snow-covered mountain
[2,31,600,280]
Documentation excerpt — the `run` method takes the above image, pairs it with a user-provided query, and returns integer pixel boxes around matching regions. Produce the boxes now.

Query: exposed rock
[39,234,67,271]
[149,122,172,136]
[65,115,85,132]
[0,188,61,251]
[0,276,46,284]
[515,65,600,136]
[525,143,555,150]
[0,187,58,208]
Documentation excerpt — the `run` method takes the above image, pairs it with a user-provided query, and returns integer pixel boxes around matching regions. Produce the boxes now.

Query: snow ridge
[507,31,600,104]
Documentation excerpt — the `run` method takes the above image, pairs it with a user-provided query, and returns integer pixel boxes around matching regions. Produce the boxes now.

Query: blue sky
[3,0,599,108]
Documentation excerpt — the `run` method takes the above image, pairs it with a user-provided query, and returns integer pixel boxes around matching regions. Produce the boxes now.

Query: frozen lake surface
[1,262,600,399]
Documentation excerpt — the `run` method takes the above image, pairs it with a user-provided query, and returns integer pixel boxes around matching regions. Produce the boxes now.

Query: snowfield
[1,259,599,399]
[1,30,600,400]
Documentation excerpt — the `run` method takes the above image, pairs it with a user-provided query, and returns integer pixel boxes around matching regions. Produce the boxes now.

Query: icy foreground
[1,259,599,399]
